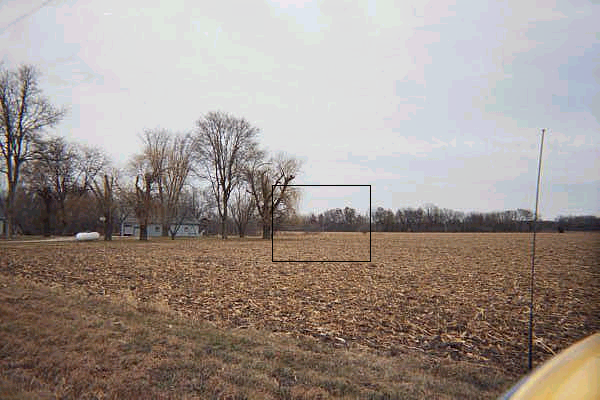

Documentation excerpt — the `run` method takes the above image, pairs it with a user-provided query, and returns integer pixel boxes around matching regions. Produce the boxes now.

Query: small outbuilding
[120,216,208,238]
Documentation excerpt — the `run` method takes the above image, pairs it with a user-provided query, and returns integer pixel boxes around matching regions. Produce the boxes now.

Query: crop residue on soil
[1,232,598,374]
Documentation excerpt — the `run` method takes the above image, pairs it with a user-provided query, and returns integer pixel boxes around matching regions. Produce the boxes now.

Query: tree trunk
[262,223,271,240]
[42,196,52,237]
[220,204,228,239]
[221,198,228,239]
[221,216,227,239]
[140,224,148,240]
[104,219,113,241]
[6,186,15,239]
[6,215,13,239]
[236,220,245,238]
[58,201,67,235]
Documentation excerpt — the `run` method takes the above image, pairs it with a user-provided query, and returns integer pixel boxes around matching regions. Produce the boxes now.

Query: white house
[121,217,208,238]
[120,218,135,236]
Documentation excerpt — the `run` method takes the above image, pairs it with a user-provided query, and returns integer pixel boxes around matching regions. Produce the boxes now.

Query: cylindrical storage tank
[75,232,100,241]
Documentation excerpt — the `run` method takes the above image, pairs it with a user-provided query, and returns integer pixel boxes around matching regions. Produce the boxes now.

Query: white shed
[124,218,205,238]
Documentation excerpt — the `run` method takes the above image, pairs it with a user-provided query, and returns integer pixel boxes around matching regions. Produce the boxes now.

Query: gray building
[121,216,208,238]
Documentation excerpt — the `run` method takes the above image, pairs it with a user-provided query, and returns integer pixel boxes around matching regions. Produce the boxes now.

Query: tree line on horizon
[275,206,600,233]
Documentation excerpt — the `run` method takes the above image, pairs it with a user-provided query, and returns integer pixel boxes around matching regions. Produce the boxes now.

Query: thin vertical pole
[528,128,545,371]
[369,185,372,262]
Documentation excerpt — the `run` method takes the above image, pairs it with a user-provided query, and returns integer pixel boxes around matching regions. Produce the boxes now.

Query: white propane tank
[75,232,100,241]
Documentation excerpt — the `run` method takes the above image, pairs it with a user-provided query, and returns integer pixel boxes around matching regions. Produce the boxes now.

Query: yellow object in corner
[499,333,600,400]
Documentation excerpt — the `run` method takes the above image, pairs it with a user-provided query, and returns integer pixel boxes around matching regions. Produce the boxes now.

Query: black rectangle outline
[271,184,372,262]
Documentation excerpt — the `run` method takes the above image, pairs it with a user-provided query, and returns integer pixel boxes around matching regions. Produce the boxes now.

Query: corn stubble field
[0,232,598,399]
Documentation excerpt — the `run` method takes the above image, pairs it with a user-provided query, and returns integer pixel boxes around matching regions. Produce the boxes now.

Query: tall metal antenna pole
[528,128,546,371]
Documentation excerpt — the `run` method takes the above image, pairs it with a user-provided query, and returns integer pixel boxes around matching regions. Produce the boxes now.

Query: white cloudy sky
[1,0,598,219]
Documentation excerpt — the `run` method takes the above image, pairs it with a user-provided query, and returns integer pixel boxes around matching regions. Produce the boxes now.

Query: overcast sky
[1,0,598,219]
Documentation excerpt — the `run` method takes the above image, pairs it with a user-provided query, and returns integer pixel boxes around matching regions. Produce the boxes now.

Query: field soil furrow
[1,232,598,380]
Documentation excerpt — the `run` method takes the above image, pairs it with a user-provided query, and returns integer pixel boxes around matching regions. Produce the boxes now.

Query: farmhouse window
[155,226,160,232]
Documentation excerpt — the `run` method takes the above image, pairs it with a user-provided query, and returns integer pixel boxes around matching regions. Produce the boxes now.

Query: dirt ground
[1,232,598,399]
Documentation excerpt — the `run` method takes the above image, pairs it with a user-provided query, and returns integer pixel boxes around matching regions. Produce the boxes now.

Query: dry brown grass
[0,232,598,399]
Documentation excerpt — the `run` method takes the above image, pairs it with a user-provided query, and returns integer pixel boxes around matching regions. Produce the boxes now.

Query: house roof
[176,219,204,225]
[122,216,207,225]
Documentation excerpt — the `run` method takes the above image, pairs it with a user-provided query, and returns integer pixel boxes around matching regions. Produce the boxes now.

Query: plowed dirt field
[2,232,598,377]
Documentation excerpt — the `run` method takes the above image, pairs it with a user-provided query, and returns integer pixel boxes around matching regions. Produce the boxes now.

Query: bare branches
[193,111,259,239]
[139,128,170,187]
[0,64,66,237]
[229,185,256,237]
[133,171,156,241]
[21,135,78,234]
[163,133,193,229]
[76,144,110,193]
[128,129,194,239]
[246,152,302,239]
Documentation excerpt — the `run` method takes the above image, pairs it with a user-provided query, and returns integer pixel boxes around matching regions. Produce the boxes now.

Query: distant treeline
[279,205,600,233]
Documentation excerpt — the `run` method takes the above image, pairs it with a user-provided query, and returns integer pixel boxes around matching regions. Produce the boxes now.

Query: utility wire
[0,0,57,35]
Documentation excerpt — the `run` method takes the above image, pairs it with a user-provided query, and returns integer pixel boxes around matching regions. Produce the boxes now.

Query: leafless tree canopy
[229,185,256,237]
[246,152,302,239]
[76,144,110,193]
[128,152,158,241]
[0,64,66,237]
[137,129,192,237]
[74,145,114,239]
[166,189,196,239]
[126,129,194,240]
[163,133,193,237]
[193,111,259,239]
[13,134,114,236]
[28,136,76,234]
[89,169,119,241]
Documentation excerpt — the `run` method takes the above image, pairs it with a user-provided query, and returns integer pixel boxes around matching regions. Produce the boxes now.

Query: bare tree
[37,136,77,233]
[89,170,119,240]
[163,134,193,236]
[114,185,132,235]
[137,129,193,237]
[74,144,110,194]
[189,186,216,236]
[21,159,54,236]
[135,173,155,241]
[72,144,113,238]
[246,152,301,239]
[130,155,158,240]
[166,189,195,240]
[20,135,76,235]
[138,128,169,235]
[130,128,191,240]
[229,185,256,237]
[0,64,66,238]
[192,111,259,239]
[0,178,6,235]
[190,186,216,220]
